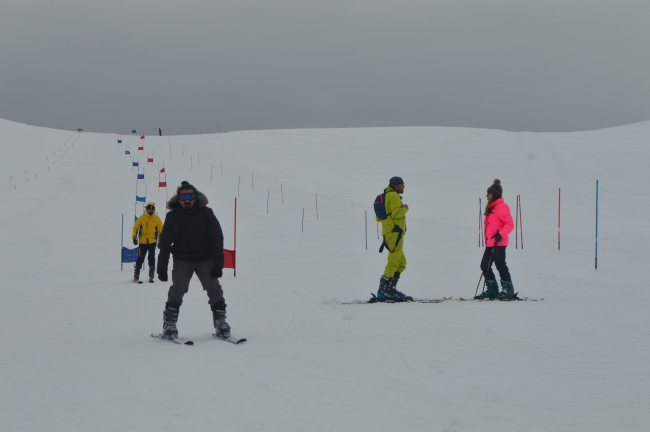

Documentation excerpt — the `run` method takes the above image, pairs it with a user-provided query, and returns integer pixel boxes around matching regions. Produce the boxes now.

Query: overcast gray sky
[1,0,649,135]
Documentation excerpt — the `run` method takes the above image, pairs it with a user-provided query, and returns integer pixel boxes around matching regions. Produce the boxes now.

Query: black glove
[492,231,502,243]
[133,238,138,245]
[158,272,168,282]
[211,267,223,278]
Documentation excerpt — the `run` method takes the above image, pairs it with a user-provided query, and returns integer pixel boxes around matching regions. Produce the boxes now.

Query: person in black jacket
[157,181,230,339]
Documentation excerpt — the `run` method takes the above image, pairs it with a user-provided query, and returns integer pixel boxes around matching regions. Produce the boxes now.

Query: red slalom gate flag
[140,135,145,139]
[160,167,165,173]
[159,181,167,188]
[223,249,236,269]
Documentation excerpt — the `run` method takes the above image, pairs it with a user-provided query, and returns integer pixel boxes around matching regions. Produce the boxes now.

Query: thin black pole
[594,180,598,270]
[365,210,368,250]
[302,208,304,232]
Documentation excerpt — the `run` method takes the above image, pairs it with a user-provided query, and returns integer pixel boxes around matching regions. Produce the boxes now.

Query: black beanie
[487,179,502,198]
[177,181,197,194]
[389,176,404,188]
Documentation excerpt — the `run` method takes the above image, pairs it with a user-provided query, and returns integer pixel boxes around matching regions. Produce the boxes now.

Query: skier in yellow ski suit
[376,176,412,301]
[132,202,164,282]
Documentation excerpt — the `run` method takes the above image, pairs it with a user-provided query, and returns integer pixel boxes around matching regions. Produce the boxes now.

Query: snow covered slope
[1,118,649,431]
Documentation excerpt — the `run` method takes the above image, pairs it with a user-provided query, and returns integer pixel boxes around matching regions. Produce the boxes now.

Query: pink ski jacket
[483,198,514,247]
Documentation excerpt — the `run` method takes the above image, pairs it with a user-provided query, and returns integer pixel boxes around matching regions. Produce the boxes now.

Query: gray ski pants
[167,260,224,308]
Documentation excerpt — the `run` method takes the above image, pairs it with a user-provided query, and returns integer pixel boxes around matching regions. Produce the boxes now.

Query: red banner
[223,249,236,269]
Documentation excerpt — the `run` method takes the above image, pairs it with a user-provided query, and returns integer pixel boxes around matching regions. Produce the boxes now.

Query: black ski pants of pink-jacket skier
[480,246,512,283]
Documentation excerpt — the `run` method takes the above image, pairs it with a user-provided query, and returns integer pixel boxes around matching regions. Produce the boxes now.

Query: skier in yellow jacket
[132,202,164,283]
[376,176,413,301]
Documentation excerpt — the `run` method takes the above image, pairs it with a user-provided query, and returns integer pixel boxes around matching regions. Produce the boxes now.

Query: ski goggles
[146,205,155,210]
[179,193,195,202]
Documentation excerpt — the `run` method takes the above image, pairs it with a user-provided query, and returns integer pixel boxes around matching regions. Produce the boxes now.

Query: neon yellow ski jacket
[132,213,164,244]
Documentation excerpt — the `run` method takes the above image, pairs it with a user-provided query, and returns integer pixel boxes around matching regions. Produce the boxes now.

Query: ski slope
[1,118,649,431]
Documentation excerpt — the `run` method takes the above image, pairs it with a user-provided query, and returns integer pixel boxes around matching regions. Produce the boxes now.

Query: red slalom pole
[517,195,524,249]
[232,197,237,277]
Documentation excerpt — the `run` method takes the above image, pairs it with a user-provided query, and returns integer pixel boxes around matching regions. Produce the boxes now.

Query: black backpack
[373,192,388,220]
[374,190,404,253]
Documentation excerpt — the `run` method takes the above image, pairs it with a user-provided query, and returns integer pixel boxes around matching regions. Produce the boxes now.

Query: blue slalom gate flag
[133,161,138,167]
[136,195,146,202]
[121,247,138,263]
[118,139,122,143]
[125,150,130,155]
[132,129,136,134]
[137,173,144,180]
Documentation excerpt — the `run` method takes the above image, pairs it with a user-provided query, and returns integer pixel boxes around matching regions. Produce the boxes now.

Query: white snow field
[1,117,649,431]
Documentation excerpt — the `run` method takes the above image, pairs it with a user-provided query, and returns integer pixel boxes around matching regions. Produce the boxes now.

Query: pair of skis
[457,296,544,302]
[342,295,453,305]
[343,294,544,304]
[150,333,247,345]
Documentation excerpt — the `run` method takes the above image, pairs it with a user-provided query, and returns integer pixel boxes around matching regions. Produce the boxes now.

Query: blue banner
[118,139,122,143]
[136,195,146,202]
[132,161,138,166]
[137,173,144,180]
[121,247,138,263]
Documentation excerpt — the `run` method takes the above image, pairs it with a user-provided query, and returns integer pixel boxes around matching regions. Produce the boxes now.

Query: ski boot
[162,302,180,339]
[390,271,413,301]
[376,276,402,301]
[148,266,155,283]
[133,264,141,283]
[498,280,516,300]
[475,279,499,300]
[211,301,231,338]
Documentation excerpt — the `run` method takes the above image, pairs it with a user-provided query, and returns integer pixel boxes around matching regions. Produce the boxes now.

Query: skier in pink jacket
[475,179,517,300]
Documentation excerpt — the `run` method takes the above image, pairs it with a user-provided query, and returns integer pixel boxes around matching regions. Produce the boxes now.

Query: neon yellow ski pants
[383,232,406,278]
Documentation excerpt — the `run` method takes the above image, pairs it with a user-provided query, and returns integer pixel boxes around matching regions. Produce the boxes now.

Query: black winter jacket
[157,191,224,274]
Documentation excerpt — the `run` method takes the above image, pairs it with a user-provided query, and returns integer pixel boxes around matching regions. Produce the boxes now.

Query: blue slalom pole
[595,180,599,270]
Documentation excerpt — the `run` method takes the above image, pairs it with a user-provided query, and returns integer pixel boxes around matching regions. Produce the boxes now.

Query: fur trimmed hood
[167,190,209,210]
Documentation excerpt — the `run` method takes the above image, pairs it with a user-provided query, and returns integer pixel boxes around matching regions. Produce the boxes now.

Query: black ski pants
[480,246,512,283]
[167,260,224,309]
[135,243,157,270]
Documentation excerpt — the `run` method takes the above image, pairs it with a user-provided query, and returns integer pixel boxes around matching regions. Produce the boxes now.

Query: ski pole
[475,240,498,297]
[474,272,484,297]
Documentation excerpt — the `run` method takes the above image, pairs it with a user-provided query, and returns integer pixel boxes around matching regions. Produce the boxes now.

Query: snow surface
[1,118,649,431]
